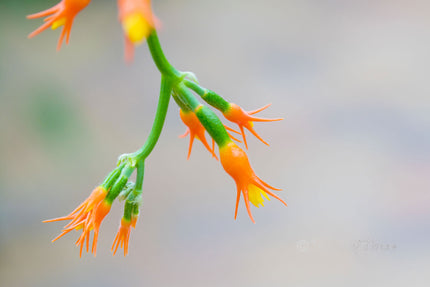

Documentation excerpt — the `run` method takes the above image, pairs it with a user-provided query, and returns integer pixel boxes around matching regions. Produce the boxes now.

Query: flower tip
[123,13,152,45]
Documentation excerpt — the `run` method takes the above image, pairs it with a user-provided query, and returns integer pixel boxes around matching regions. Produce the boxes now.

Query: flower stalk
[29,0,285,257]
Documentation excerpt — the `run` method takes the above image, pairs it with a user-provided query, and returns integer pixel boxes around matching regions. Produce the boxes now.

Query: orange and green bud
[112,218,133,256]
[27,0,91,51]
[77,200,111,256]
[219,142,286,223]
[44,185,112,257]
[44,164,135,257]
[223,103,283,149]
[179,109,218,160]
[112,192,141,256]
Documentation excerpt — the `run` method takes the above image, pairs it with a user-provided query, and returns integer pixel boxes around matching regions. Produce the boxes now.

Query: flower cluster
[28,0,286,257]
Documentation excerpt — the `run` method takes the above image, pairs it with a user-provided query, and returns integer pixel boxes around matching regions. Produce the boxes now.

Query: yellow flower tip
[248,185,270,208]
[220,142,286,222]
[123,12,152,45]
[51,18,66,30]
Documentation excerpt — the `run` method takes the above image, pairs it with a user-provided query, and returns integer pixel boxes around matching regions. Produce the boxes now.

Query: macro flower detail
[27,0,91,51]
[29,0,286,258]
[44,186,112,257]
[112,218,133,256]
[118,0,159,61]
[223,103,283,149]
[219,141,287,223]
[179,109,218,160]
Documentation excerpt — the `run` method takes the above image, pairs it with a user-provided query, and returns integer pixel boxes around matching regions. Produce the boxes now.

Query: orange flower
[223,103,283,149]
[118,0,159,62]
[112,218,133,256]
[27,0,91,51]
[179,109,218,160]
[219,142,286,223]
[44,186,112,257]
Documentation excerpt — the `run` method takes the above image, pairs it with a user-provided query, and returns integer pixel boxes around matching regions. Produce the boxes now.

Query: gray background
[1,0,429,286]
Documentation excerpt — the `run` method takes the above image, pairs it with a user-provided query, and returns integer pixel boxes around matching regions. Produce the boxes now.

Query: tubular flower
[44,186,112,257]
[223,103,283,149]
[179,109,218,160]
[219,141,287,223]
[112,218,133,256]
[118,0,159,62]
[27,0,91,51]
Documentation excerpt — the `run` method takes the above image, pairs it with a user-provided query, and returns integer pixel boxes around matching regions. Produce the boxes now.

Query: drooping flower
[223,103,283,149]
[27,0,91,51]
[179,109,218,160]
[219,141,287,223]
[44,186,112,257]
[112,218,133,256]
[118,0,159,62]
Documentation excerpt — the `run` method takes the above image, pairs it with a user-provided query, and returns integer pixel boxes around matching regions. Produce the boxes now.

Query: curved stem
[147,30,181,79]
[133,76,172,162]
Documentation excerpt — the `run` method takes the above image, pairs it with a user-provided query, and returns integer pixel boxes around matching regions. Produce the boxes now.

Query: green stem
[176,83,201,111]
[184,79,230,112]
[184,79,206,95]
[134,161,144,192]
[147,30,181,79]
[133,76,172,162]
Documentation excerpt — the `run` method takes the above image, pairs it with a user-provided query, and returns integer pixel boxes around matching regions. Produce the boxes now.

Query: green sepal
[195,105,231,148]
[105,165,134,204]
[101,162,126,191]
[202,90,230,113]
[124,192,142,221]
[118,182,135,201]
[184,80,231,113]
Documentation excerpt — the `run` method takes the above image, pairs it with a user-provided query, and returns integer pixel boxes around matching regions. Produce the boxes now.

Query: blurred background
[1,0,429,286]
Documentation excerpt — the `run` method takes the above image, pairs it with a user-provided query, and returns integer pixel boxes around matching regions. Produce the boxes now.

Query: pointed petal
[256,175,283,191]
[179,129,190,138]
[27,5,59,19]
[239,125,248,149]
[198,132,218,160]
[224,125,241,134]
[65,20,73,44]
[51,229,73,242]
[187,133,195,160]
[245,125,270,146]
[243,191,255,223]
[247,103,272,115]
[28,20,54,38]
[234,186,241,220]
[124,36,134,63]
[249,116,283,122]
[253,181,287,207]
[43,215,75,223]
[56,25,67,51]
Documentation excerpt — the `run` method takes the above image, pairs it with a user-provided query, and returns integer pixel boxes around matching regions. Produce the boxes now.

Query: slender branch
[134,161,144,192]
[147,30,181,78]
[133,76,172,161]
[184,79,206,96]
